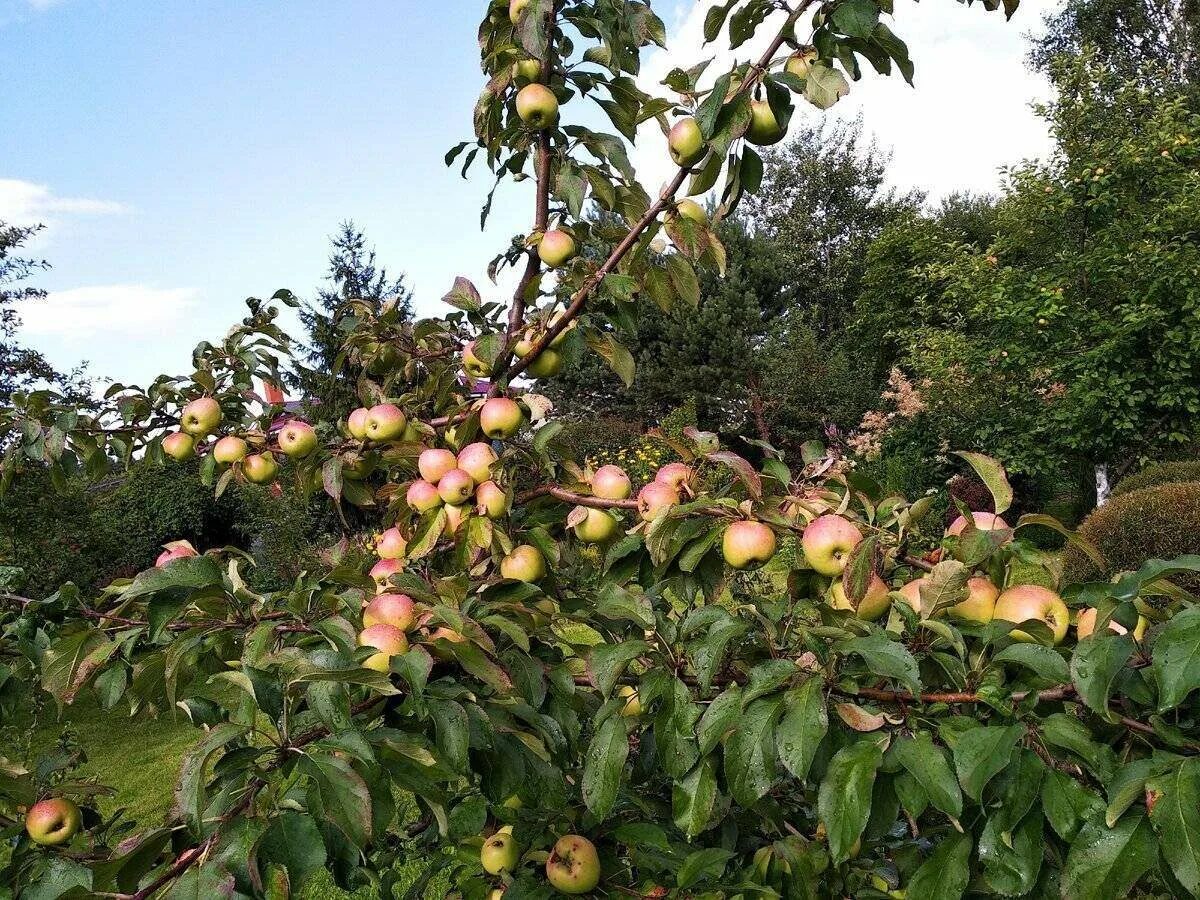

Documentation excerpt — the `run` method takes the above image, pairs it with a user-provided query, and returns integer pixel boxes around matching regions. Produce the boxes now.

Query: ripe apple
[537,229,576,267]
[509,0,530,25]
[785,47,817,80]
[180,397,222,436]
[476,480,509,519]
[946,511,1010,537]
[573,506,619,543]
[357,623,408,672]
[592,465,631,500]
[370,558,402,591]
[365,404,407,442]
[481,831,521,875]
[993,585,1070,644]
[480,397,523,440]
[668,116,706,167]
[156,541,198,567]
[722,520,777,570]
[746,99,785,146]
[162,432,194,461]
[673,198,708,226]
[897,578,925,616]
[1077,607,1148,641]
[458,442,498,483]
[419,448,458,483]
[654,462,691,490]
[462,341,492,379]
[546,834,601,894]
[243,452,278,484]
[801,515,863,576]
[516,83,559,129]
[277,421,318,458]
[946,576,1000,624]
[438,468,476,505]
[443,501,467,536]
[501,544,546,582]
[513,57,542,84]
[213,435,248,464]
[347,407,371,440]
[617,685,641,717]
[376,527,407,560]
[364,593,416,631]
[407,479,443,513]
[24,798,82,846]
[638,481,679,522]
[829,575,891,621]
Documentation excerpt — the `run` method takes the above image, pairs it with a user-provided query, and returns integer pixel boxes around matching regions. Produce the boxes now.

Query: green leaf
[724,696,783,806]
[440,276,481,311]
[1151,605,1200,711]
[1147,758,1200,895]
[1061,811,1157,900]
[993,643,1070,683]
[429,699,470,773]
[837,631,921,696]
[300,752,373,847]
[40,627,118,705]
[1043,768,1102,842]
[905,831,971,900]
[673,755,718,839]
[676,846,735,889]
[173,723,248,835]
[892,732,962,819]
[918,560,970,617]
[1071,632,1135,718]
[257,811,327,888]
[818,739,883,863]
[1015,513,1105,571]
[830,0,880,37]
[990,748,1044,837]
[22,856,92,900]
[123,555,223,600]
[953,451,1013,515]
[1040,713,1116,782]
[952,724,1022,802]
[665,251,700,309]
[697,684,741,755]
[978,809,1043,896]
[777,678,828,783]
[587,640,649,698]
[582,714,629,820]
[655,677,702,778]
[741,658,797,706]
[1107,757,1176,828]
[804,62,851,110]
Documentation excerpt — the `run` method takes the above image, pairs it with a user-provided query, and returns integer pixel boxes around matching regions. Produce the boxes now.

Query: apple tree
[7,2,1200,899]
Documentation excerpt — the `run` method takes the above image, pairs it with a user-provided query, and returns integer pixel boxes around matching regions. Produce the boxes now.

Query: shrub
[1112,459,1200,498]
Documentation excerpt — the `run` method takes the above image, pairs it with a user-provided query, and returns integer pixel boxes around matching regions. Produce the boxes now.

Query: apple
[278,420,318,458]
[946,576,1000,624]
[801,515,863,576]
[537,229,576,267]
[419,448,458,483]
[476,481,510,519]
[573,506,619,543]
[407,480,443,513]
[347,407,371,440]
[829,575,891,621]
[370,558,402,591]
[673,198,708,226]
[156,541,198,567]
[24,798,82,846]
[722,520,777,570]
[481,831,521,875]
[546,310,574,347]
[515,339,562,377]
[376,527,408,560]
[746,99,785,146]
[513,58,541,84]
[546,834,601,894]
[785,47,817,80]
[993,585,1070,644]
[357,623,408,672]
[1077,607,1148,641]
[637,481,679,522]
[509,0,530,25]
[502,793,523,810]
[897,579,925,616]
[364,593,416,631]
[458,442,498,483]
[342,451,376,480]
[462,341,493,379]
[438,468,476,505]
[243,452,278,484]
[365,404,407,442]
[668,116,706,167]
[592,465,631,500]
[480,397,523,440]
[501,544,546,582]
[654,462,691,490]
[516,83,559,129]
[489,890,505,900]
[180,397,222,436]
[444,502,467,536]
[946,511,1010,537]
[617,685,641,717]
[213,435,248,464]
[162,432,194,461]
[429,626,466,646]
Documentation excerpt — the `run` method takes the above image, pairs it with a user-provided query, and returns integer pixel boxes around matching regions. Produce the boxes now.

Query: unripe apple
[357,623,408,672]
[342,451,376,480]
[801,515,863,576]
[376,527,407,560]
[347,407,371,440]
[457,442,498,483]
[481,831,521,875]
[638,481,679,521]
[213,435,248,464]
[897,578,925,615]
[746,99,785,146]
[278,420,317,458]
[994,585,1070,644]
[480,397,523,440]
[946,576,1000,624]
[365,403,407,442]
[476,481,510,519]
[537,229,576,267]
[462,341,492,379]
[243,452,278,484]
[513,58,541,84]
[370,557,402,591]
[592,465,631,500]
[668,116,706,167]
[785,47,818,80]
[673,198,708,225]
[516,83,559,130]
[438,468,476,505]
[156,541,198,567]
[419,448,458,483]
[501,544,546,582]
[573,506,619,543]
[515,339,562,377]
[24,797,82,846]
[545,834,601,894]
[946,511,1010,536]
[364,593,415,631]
[1077,607,1148,641]
[654,462,691,490]
[407,479,443,513]
[617,684,642,717]
[162,432,195,461]
[546,310,574,347]
[180,397,222,436]
[829,575,891,621]
[722,520,777,570]
[509,0,530,25]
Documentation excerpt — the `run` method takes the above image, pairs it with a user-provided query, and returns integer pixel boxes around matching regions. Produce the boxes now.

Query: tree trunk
[1095,463,1111,507]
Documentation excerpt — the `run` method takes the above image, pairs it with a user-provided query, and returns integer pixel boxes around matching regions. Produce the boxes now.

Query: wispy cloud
[19,284,199,340]
[0,178,127,226]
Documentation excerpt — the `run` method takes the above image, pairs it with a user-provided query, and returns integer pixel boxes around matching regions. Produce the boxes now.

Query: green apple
[617,685,641,717]
[162,432,194,461]
[516,83,559,129]
[342,451,376,480]
[509,0,530,25]
[785,47,817,81]
[462,341,492,379]
[513,58,541,84]
[278,420,318,458]
[828,575,891,621]
[946,576,1000,624]
[213,435,248,464]
[722,520,777,570]
[501,544,546,582]
[480,397,523,440]
[673,198,708,225]
[801,514,863,576]
[746,99,785,146]
[438,468,476,505]
[573,506,619,543]
[481,831,521,875]
[545,834,600,894]
[637,481,678,522]
[592,465,631,500]
[363,593,415,631]
[668,116,706,167]
[180,397,222,435]
[243,452,278,484]
[994,585,1070,644]
[357,623,408,672]
[476,481,509,519]
[419,447,458,483]
[24,798,81,846]
[365,403,407,442]
[407,480,442,513]
[537,229,576,267]
[376,527,407,560]
[457,442,498,483]
[524,346,562,378]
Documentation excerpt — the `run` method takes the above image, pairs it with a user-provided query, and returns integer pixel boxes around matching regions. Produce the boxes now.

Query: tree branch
[516,484,639,510]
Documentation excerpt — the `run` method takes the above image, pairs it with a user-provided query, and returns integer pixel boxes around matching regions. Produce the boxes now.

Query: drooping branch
[516,484,640,509]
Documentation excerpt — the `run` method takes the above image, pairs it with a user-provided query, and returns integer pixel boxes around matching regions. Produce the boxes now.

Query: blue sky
[2,0,1055,389]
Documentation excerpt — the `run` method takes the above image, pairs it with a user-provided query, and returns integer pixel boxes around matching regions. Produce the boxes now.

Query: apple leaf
[1071,631,1134,719]
[706,450,761,499]
[724,696,783,807]
[952,724,1023,802]
[892,731,963,819]
[953,451,1013,515]
[777,678,828,782]
[1146,758,1200,895]
[1061,811,1157,900]
[804,62,850,110]
[818,739,883,863]
[919,560,970,618]
[830,0,880,38]
[582,714,629,820]
[905,832,972,900]
[673,756,719,839]
[1151,605,1200,711]
[440,276,481,312]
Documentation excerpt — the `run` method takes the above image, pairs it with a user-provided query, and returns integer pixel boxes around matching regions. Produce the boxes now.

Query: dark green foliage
[1113,460,1200,498]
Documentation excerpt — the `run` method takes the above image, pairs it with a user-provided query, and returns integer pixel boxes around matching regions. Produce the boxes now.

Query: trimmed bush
[1062,481,1200,587]
[1112,460,1200,498]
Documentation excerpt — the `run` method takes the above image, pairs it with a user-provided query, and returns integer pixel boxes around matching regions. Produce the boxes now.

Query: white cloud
[0,178,127,227]
[19,284,199,340]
